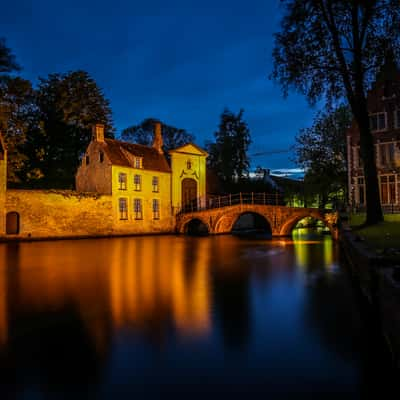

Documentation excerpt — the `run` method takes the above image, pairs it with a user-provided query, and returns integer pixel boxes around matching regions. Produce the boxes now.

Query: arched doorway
[6,212,20,234]
[182,178,197,211]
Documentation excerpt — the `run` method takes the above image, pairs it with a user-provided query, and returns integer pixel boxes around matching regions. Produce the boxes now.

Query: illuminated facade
[347,59,400,210]
[0,122,208,239]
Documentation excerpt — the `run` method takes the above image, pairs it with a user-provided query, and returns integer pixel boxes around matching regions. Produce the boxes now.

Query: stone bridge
[176,204,339,239]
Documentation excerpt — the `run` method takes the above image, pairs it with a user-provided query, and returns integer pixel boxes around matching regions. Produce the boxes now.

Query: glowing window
[134,157,142,169]
[134,198,143,220]
[119,198,128,220]
[152,199,160,220]
[118,173,127,190]
[134,174,141,191]
[152,176,159,192]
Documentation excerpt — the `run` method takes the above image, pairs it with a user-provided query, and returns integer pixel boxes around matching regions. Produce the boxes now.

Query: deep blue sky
[1,0,317,176]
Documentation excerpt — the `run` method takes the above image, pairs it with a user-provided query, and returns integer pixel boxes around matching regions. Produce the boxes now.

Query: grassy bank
[349,214,400,251]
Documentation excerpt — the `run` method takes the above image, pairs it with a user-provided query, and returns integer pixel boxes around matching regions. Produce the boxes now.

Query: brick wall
[4,190,114,239]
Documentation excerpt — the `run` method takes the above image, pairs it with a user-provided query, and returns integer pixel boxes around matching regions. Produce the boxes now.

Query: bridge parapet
[176,202,339,239]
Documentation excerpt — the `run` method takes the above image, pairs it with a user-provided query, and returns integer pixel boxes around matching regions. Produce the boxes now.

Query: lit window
[118,173,127,190]
[134,198,143,220]
[152,176,159,192]
[99,151,104,163]
[152,199,160,220]
[369,112,386,132]
[134,174,141,191]
[119,198,128,220]
[380,175,396,205]
[134,157,142,169]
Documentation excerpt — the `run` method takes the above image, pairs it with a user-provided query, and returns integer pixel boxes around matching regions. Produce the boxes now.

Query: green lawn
[349,213,400,251]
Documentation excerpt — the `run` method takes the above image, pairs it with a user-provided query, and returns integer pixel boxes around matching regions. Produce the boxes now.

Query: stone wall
[0,150,6,236]
[3,189,114,239]
[1,188,175,240]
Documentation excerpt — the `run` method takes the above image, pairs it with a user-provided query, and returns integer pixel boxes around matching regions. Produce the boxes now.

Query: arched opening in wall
[291,216,331,239]
[181,178,197,212]
[185,219,209,236]
[6,212,20,235]
[231,212,272,239]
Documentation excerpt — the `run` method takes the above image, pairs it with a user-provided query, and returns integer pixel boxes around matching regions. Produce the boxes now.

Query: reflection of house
[0,123,208,239]
[347,58,400,210]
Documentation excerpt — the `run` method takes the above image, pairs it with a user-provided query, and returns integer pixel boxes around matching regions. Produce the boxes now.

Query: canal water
[0,230,395,399]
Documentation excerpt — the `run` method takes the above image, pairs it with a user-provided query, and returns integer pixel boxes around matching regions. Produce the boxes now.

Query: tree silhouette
[206,108,251,189]
[272,0,400,224]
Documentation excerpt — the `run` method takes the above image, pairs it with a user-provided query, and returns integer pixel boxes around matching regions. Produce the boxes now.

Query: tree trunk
[354,102,383,225]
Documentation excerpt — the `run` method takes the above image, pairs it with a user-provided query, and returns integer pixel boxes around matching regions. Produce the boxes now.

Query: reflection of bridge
[176,193,339,239]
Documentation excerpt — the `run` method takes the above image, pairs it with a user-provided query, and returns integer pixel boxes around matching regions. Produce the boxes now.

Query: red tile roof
[103,139,171,173]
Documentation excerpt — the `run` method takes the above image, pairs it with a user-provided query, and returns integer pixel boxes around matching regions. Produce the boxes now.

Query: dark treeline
[0,38,260,192]
[0,39,114,189]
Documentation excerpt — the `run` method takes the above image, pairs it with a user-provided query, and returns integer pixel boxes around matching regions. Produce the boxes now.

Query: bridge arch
[182,218,210,235]
[214,211,273,235]
[279,212,335,238]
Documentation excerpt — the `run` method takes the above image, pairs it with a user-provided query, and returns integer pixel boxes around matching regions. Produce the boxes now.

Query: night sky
[1,0,317,177]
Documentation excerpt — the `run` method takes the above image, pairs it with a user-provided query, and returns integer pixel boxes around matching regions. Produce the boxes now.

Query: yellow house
[76,123,174,234]
[170,143,208,213]
[76,122,208,234]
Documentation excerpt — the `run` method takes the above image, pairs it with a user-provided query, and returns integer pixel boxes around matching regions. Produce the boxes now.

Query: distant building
[346,57,400,211]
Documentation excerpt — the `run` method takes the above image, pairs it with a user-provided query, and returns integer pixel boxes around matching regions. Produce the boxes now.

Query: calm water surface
[0,230,395,399]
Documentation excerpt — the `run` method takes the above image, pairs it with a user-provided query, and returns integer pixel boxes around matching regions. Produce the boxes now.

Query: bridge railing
[177,192,284,214]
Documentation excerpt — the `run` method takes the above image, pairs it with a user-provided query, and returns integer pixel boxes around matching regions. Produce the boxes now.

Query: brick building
[347,58,400,211]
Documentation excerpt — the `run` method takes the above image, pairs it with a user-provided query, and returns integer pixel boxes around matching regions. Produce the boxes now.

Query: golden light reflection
[293,231,334,271]
[0,246,8,346]
[0,237,213,352]
[109,237,211,337]
[323,237,333,268]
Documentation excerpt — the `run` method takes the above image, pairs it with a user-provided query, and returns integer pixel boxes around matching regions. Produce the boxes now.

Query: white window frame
[369,112,387,132]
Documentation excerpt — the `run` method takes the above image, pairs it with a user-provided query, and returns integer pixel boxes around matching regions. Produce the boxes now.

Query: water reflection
[0,232,395,398]
[109,237,211,338]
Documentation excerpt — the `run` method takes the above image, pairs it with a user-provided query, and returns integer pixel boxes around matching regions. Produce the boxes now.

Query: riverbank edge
[0,231,178,243]
[340,227,400,369]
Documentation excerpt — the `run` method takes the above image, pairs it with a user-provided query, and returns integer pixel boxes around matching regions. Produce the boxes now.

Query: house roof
[103,139,171,172]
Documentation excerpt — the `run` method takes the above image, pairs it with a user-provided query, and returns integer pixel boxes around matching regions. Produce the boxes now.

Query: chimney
[92,124,105,142]
[152,121,163,154]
